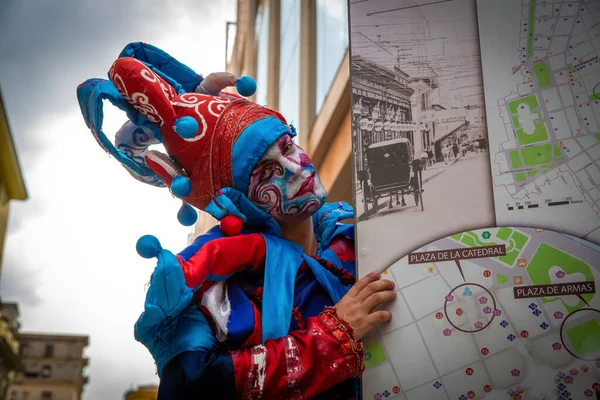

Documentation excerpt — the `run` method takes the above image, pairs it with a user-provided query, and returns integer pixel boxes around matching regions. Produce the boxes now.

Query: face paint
[248,134,327,223]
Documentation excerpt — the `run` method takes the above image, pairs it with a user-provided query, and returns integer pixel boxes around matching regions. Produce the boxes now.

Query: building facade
[0,304,22,400]
[123,384,158,400]
[350,55,415,173]
[0,87,27,400]
[10,334,89,400]
[194,0,353,235]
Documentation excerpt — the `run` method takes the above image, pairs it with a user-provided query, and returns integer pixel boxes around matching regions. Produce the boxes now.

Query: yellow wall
[0,90,27,270]
[125,388,158,400]
[0,185,9,265]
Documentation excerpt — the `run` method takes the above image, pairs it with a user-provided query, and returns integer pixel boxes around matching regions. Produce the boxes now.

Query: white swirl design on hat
[208,96,231,117]
[113,72,164,126]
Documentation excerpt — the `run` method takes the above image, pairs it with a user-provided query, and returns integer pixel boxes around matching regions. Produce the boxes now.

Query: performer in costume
[77,43,396,399]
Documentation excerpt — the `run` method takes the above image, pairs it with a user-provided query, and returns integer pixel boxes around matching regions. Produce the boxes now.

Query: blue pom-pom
[236,76,256,97]
[173,116,198,139]
[177,203,198,226]
[136,235,162,259]
[170,176,192,198]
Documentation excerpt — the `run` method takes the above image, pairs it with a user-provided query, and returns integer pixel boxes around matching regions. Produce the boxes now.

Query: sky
[0,0,235,398]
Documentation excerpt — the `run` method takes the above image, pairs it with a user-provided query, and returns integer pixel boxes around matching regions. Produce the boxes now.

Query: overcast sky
[0,0,235,398]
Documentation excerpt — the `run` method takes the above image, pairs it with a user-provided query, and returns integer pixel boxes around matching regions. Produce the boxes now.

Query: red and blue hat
[77,42,296,236]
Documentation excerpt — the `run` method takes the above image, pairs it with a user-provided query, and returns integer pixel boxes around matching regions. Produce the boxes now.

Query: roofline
[0,86,27,201]
[18,332,90,344]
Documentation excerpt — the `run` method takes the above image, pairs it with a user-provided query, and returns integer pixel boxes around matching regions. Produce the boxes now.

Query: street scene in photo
[349,0,495,275]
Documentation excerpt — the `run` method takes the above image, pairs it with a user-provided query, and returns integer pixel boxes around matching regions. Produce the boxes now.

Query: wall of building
[10,387,77,400]
[0,87,27,400]
[124,384,158,400]
[0,89,27,270]
[11,334,89,400]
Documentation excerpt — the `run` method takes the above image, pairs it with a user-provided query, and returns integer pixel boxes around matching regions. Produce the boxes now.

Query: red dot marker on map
[483,385,492,393]
[581,364,590,372]
[466,368,474,376]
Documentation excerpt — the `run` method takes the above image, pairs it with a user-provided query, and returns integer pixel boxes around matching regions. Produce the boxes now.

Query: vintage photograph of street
[349,0,496,274]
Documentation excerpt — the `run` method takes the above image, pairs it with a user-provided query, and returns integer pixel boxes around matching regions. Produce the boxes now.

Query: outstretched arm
[158,307,363,400]
[179,233,267,287]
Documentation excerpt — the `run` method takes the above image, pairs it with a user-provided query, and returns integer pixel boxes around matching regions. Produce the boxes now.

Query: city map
[361,227,600,400]
[477,0,600,245]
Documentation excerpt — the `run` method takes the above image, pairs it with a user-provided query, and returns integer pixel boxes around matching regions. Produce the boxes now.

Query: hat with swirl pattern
[77,42,295,235]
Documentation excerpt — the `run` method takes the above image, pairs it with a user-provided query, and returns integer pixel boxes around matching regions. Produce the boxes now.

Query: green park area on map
[533,63,552,88]
[566,319,600,356]
[508,95,551,148]
[496,273,509,284]
[451,228,528,267]
[526,243,594,312]
[508,143,564,182]
[508,95,539,114]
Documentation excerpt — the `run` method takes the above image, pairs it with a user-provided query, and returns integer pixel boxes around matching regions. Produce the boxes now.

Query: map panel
[477,0,600,245]
[362,227,600,400]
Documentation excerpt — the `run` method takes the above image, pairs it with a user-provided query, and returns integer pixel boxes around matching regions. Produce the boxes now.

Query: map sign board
[477,0,600,245]
[361,227,600,400]
[346,0,600,398]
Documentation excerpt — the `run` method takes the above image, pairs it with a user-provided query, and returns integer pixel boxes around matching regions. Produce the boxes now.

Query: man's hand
[334,271,396,341]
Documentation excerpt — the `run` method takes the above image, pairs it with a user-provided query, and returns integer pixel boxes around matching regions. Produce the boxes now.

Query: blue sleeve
[158,350,236,399]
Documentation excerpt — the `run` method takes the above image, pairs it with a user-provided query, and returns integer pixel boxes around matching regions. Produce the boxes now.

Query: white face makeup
[248,134,327,223]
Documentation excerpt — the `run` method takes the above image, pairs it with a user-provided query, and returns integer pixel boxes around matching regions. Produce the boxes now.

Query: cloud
[0,251,43,307]
[0,0,233,163]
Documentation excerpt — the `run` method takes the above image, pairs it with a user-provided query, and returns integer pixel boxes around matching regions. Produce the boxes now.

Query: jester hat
[77,42,296,236]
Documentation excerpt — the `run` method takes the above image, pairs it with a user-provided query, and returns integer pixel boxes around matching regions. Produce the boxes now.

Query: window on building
[44,344,53,357]
[255,0,270,106]
[41,392,52,400]
[316,0,348,114]
[279,0,301,139]
[19,343,28,357]
[41,365,52,378]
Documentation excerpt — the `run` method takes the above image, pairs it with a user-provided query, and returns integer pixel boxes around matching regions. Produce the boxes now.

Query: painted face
[248,134,327,223]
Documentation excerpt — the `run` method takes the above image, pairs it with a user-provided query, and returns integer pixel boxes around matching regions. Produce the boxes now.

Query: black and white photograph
[349,0,496,274]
